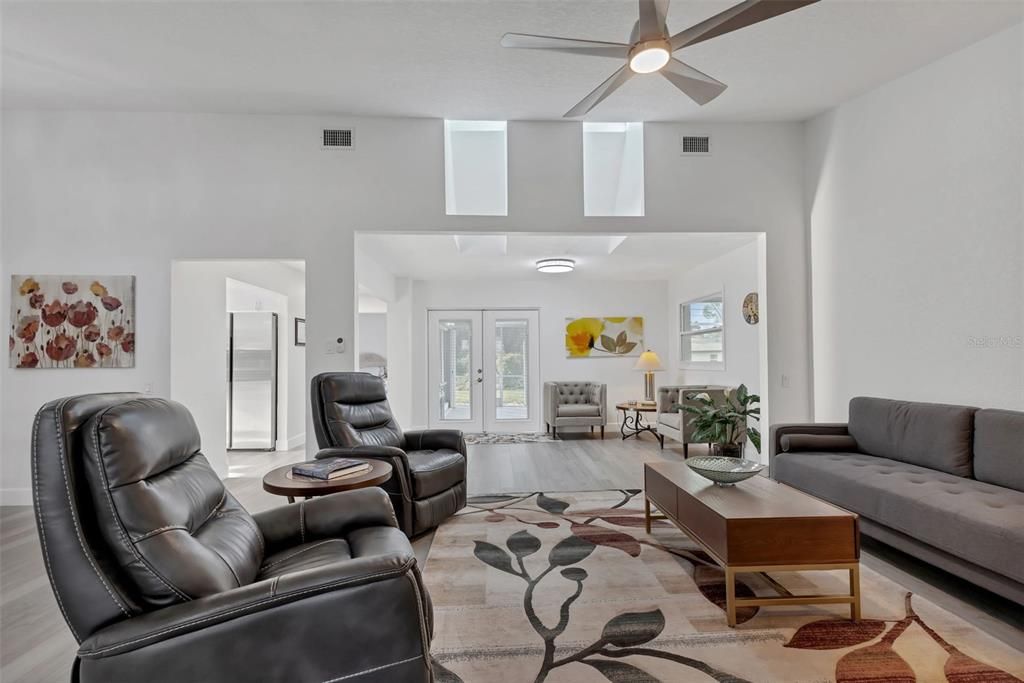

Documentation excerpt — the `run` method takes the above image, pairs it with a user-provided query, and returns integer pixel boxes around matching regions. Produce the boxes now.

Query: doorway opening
[170,259,306,480]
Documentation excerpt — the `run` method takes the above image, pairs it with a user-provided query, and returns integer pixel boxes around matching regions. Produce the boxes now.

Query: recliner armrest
[404,429,466,455]
[253,487,399,555]
[316,444,409,465]
[78,548,417,659]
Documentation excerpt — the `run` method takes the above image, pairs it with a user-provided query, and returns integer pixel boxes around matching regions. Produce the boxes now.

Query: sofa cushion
[973,409,1024,492]
[774,452,1024,584]
[558,404,600,418]
[408,449,466,498]
[848,397,976,477]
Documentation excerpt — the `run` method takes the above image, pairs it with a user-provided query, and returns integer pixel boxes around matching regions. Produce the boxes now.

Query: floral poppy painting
[565,317,643,358]
[9,275,135,368]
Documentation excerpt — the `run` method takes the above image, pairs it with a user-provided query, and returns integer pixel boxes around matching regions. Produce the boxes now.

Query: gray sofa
[543,381,607,438]
[772,396,1023,605]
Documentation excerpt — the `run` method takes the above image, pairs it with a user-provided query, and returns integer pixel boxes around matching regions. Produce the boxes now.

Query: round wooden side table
[262,459,393,503]
[615,402,659,441]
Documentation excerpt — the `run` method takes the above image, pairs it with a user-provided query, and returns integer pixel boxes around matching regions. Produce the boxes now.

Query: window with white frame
[444,120,507,216]
[680,294,724,369]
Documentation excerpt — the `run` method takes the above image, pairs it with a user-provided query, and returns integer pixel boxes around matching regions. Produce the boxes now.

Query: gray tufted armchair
[543,381,607,438]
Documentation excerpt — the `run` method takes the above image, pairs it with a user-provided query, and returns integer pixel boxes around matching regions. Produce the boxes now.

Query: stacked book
[292,457,370,481]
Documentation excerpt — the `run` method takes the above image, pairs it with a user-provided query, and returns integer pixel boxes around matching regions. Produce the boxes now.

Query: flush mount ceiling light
[536,258,575,274]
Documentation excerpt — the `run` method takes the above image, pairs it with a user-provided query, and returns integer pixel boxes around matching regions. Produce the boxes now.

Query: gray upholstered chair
[655,385,734,456]
[32,393,433,682]
[543,381,607,438]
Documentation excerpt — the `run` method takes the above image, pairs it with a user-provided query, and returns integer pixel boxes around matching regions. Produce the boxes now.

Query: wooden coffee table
[262,459,392,503]
[644,461,860,627]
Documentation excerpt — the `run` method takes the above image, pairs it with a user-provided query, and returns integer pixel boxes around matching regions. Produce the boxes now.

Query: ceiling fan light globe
[628,40,671,74]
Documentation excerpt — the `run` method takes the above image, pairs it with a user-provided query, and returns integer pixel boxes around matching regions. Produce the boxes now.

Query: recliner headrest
[86,397,201,487]
[318,372,388,404]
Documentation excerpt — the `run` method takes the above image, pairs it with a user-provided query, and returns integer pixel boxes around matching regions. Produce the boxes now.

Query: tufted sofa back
[311,372,404,448]
[32,394,264,643]
[555,382,600,405]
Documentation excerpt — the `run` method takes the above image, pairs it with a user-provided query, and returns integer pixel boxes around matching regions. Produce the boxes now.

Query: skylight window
[444,120,508,216]
[583,122,645,217]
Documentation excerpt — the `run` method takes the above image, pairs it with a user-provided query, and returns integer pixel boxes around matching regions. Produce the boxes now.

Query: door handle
[476,377,483,383]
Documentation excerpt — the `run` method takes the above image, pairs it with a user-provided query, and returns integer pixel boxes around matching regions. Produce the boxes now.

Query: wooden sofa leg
[684,443,689,458]
[659,435,665,450]
[552,427,557,439]
[600,426,605,439]
[590,425,594,432]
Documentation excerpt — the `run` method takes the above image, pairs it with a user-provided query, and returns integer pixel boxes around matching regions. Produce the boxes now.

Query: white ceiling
[356,232,759,281]
[3,1,1021,121]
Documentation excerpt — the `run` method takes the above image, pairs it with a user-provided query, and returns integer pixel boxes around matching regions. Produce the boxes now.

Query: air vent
[322,128,354,150]
[680,135,711,155]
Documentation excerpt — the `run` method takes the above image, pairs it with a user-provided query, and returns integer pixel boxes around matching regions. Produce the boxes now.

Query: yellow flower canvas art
[565,316,643,358]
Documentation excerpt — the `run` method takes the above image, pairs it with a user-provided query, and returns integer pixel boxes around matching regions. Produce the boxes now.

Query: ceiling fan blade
[660,58,727,105]
[669,0,819,51]
[564,65,634,118]
[500,33,629,58]
[637,0,671,41]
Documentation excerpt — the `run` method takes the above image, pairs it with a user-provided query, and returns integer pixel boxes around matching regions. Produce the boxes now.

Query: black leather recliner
[311,373,467,537]
[32,393,433,683]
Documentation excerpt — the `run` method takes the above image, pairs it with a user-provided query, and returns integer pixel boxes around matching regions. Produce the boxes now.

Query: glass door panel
[427,311,482,431]
[483,310,540,432]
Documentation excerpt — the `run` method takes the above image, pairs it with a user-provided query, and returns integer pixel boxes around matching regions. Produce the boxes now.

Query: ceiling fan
[501,0,819,117]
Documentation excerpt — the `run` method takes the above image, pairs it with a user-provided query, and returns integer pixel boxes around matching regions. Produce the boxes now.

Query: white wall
[667,239,767,459]
[805,23,1024,420]
[411,278,669,430]
[1,113,810,503]
[169,261,305,478]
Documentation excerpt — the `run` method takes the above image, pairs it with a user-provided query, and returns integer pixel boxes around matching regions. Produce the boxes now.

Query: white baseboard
[1,488,32,506]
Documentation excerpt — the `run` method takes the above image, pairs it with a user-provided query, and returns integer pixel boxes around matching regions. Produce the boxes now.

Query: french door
[427,309,540,432]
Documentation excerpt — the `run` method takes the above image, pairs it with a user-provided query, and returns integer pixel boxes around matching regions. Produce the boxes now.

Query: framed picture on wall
[294,317,306,346]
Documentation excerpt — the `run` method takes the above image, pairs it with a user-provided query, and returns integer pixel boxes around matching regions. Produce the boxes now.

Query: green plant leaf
[600,608,666,647]
[473,541,518,575]
[736,384,748,403]
[506,530,542,557]
[748,428,761,453]
[549,535,596,566]
[584,659,659,682]
[600,335,617,353]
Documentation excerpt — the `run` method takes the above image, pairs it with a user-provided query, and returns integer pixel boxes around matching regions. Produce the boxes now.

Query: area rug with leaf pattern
[422,489,1023,683]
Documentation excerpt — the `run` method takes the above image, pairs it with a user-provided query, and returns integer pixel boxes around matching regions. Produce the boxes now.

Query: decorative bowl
[686,456,765,486]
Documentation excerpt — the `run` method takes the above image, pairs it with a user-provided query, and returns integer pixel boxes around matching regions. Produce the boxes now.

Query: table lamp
[634,350,663,402]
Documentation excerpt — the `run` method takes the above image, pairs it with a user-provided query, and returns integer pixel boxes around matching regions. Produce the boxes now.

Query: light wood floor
[2,433,1021,682]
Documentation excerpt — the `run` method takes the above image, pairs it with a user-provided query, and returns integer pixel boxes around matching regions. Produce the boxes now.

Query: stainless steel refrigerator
[227,312,278,451]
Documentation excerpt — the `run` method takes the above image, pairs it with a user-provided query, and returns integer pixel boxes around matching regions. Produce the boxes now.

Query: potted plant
[676,385,761,458]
